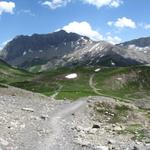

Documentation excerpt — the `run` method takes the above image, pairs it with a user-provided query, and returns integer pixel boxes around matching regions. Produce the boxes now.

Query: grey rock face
[2,31,150,70]
[2,30,90,69]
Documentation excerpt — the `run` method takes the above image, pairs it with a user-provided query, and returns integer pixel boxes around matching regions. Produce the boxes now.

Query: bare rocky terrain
[0,86,150,150]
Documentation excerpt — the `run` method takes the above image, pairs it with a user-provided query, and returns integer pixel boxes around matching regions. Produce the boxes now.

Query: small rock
[21,108,34,112]
[108,144,115,150]
[40,115,49,120]
[133,146,139,150]
[71,113,75,116]
[95,146,108,150]
[87,99,93,103]
[108,141,112,145]
[112,124,124,131]
[92,124,100,129]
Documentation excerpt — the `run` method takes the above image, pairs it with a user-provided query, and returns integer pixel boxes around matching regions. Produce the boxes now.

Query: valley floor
[0,86,150,150]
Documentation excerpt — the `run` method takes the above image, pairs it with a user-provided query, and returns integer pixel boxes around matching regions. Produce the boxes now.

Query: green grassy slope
[94,66,150,100]
[11,67,97,99]
[0,60,33,85]
[10,66,150,101]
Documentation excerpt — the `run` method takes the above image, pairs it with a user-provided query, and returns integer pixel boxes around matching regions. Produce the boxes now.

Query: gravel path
[89,74,104,96]
[0,86,149,150]
[0,86,87,150]
[37,100,87,150]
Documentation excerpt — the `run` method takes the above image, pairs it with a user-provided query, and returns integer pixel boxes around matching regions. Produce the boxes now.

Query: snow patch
[128,45,150,52]
[95,68,101,72]
[111,61,116,66]
[23,51,27,56]
[117,77,123,81]
[65,73,78,79]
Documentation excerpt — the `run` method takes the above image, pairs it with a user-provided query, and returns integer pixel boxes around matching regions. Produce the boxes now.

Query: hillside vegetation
[6,65,150,101]
[0,60,33,86]
[0,59,149,101]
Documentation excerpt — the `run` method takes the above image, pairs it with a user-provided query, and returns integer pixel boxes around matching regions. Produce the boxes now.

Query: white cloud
[62,21,103,41]
[107,21,113,26]
[41,0,123,9]
[42,0,71,9]
[81,0,123,8]
[144,24,150,29]
[0,1,15,15]
[108,17,136,29]
[61,21,121,44]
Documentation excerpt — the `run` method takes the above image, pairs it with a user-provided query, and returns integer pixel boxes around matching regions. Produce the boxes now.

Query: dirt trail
[0,86,149,150]
[0,86,88,150]
[37,100,87,150]
[51,84,63,99]
[89,74,103,95]
[89,74,130,101]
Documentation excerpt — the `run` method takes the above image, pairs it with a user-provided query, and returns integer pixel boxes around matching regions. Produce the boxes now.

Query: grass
[109,105,131,123]
[93,100,150,142]
[0,83,8,88]
[0,60,34,84]
[94,66,150,100]
[11,67,97,100]
[119,124,150,142]
[1,60,150,101]
[94,101,131,123]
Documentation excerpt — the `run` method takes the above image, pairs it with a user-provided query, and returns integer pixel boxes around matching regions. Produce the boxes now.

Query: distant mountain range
[1,30,150,71]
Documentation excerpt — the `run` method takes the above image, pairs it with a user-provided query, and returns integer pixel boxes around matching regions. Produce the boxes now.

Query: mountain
[1,31,150,71]
[119,37,150,47]
[117,37,150,64]
[2,30,90,69]
[60,37,150,68]
[45,41,141,70]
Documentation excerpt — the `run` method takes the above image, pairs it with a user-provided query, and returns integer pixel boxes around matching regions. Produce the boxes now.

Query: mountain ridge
[1,30,150,71]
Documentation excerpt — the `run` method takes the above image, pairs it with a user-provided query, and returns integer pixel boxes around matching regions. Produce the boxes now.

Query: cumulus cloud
[62,21,103,41]
[61,21,121,44]
[0,1,15,15]
[108,17,136,29]
[42,0,71,9]
[81,0,123,8]
[41,0,123,9]
[144,24,150,29]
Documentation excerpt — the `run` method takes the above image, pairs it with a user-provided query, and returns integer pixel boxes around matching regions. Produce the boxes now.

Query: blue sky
[0,0,150,49]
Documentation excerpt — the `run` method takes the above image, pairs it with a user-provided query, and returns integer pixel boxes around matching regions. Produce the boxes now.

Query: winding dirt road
[89,74,103,96]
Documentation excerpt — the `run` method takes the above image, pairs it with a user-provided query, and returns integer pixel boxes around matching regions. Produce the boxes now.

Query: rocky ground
[0,86,150,150]
[71,97,150,150]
